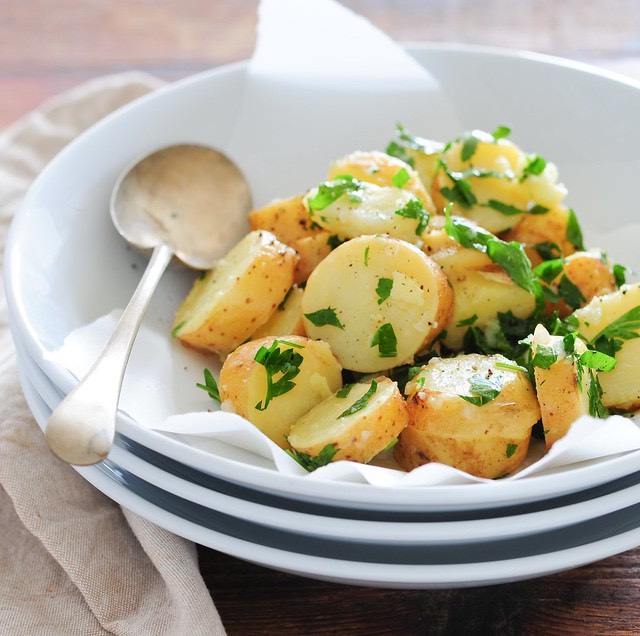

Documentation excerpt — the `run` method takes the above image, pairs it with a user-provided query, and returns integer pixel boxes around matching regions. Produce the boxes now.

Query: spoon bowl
[45,144,251,465]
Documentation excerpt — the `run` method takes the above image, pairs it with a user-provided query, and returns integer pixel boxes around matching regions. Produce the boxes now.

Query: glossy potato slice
[219,335,343,448]
[288,377,409,464]
[172,230,297,357]
[395,353,540,478]
[302,235,453,373]
[248,194,320,246]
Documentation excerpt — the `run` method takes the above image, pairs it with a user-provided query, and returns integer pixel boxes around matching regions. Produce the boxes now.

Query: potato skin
[302,235,453,372]
[574,283,640,410]
[395,353,540,478]
[172,230,297,357]
[219,335,343,448]
[531,324,590,449]
[248,195,321,246]
[288,377,409,463]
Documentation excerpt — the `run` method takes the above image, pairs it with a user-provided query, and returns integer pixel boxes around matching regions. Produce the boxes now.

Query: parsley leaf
[461,132,480,161]
[307,175,363,211]
[376,277,394,304]
[484,199,527,216]
[196,368,221,403]
[254,340,304,411]
[457,314,479,327]
[521,153,547,180]
[492,125,511,139]
[534,241,563,261]
[591,305,640,356]
[392,167,410,188]
[304,307,345,330]
[285,443,339,472]
[579,349,617,372]
[444,208,537,295]
[336,384,354,398]
[460,372,503,406]
[586,369,609,418]
[386,141,415,167]
[395,198,430,235]
[534,259,564,283]
[531,344,558,369]
[613,263,629,288]
[371,323,398,358]
[566,208,585,251]
[171,320,186,338]
[338,380,378,418]
[506,443,519,458]
[557,274,587,309]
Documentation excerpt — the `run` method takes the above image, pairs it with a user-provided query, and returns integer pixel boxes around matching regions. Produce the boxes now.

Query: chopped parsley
[392,167,410,188]
[304,307,345,330]
[338,380,378,418]
[591,305,640,356]
[534,241,563,261]
[364,245,370,266]
[171,320,186,338]
[566,208,585,251]
[285,443,339,472]
[531,344,558,369]
[306,175,363,211]
[521,153,547,180]
[460,371,503,406]
[254,340,304,411]
[495,361,528,373]
[506,443,519,459]
[483,199,527,216]
[336,383,354,398]
[371,323,398,358]
[613,263,629,288]
[376,277,394,304]
[457,314,478,327]
[394,198,430,235]
[492,125,512,140]
[196,368,221,403]
[327,234,345,250]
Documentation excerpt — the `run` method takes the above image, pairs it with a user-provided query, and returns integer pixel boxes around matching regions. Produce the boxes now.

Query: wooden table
[4,1,640,633]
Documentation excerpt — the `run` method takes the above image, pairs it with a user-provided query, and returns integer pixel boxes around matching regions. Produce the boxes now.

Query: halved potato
[327,149,435,212]
[288,377,409,463]
[531,324,590,449]
[250,286,306,340]
[302,235,453,372]
[292,231,334,284]
[172,230,298,357]
[573,283,640,410]
[219,335,343,447]
[395,353,540,478]
[248,194,320,246]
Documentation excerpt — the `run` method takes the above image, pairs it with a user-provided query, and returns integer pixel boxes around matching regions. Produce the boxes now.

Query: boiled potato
[395,353,540,478]
[390,135,444,193]
[251,286,306,340]
[502,204,577,265]
[303,181,428,245]
[219,335,343,447]
[292,231,334,284]
[288,377,409,463]
[248,194,320,246]
[531,324,590,449]
[432,131,566,234]
[172,230,297,357]
[573,283,640,410]
[327,149,435,212]
[302,235,453,373]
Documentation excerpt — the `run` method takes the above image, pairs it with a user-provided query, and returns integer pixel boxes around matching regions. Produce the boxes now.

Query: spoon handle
[45,243,174,465]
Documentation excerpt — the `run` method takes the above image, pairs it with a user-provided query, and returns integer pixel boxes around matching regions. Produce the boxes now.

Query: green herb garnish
[376,277,394,304]
[460,372,503,406]
[591,305,640,356]
[506,443,519,458]
[364,245,370,266]
[304,307,345,330]
[338,380,378,418]
[336,384,354,398]
[521,153,547,180]
[492,125,511,140]
[171,320,186,338]
[286,443,339,472]
[196,368,221,403]
[307,175,363,211]
[457,314,478,327]
[254,340,304,411]
[392,167,410,188]
[566,208,585,251]
[394,198,430,235]
[371,323,398,358]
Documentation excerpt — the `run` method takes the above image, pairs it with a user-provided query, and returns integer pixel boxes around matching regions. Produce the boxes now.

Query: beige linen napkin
[0,73,226,636]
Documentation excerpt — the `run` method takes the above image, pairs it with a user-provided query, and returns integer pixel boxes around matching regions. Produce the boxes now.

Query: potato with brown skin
[395,353,540,478]
[327,149,435,213]
[541,250,617,317]
[249,195,321,246]
[219,335,343,448]
[574,283,640,410]
[531,324,590,449]
[172,230,298,357]
[288,377,409,464]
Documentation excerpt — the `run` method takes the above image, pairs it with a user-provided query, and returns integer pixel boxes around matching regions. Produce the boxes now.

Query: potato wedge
[395,353,540,478]
[251,286,306,340]
[327,150,435,212]
[531,324,590,449]
[303,181,428,245]
[172,230,297,357]
[288,377,409,464]
[248,195,320,246]
[573,283,640,410]
[219,335,343,447]
[292,231,334,284]
[302,235,453,373]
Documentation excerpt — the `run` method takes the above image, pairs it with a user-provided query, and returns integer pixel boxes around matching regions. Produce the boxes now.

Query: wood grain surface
[4,1,640,634]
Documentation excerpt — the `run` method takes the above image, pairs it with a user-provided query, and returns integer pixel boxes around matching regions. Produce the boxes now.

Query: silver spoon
[45,144,252,465]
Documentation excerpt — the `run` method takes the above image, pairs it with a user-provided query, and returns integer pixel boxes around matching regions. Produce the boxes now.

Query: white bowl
[6,44,640,511]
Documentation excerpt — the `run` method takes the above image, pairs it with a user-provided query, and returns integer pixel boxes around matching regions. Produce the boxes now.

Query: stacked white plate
[6,44,640,588]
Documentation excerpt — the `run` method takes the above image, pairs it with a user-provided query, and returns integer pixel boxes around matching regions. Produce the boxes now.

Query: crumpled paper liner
[41,0,640,488]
